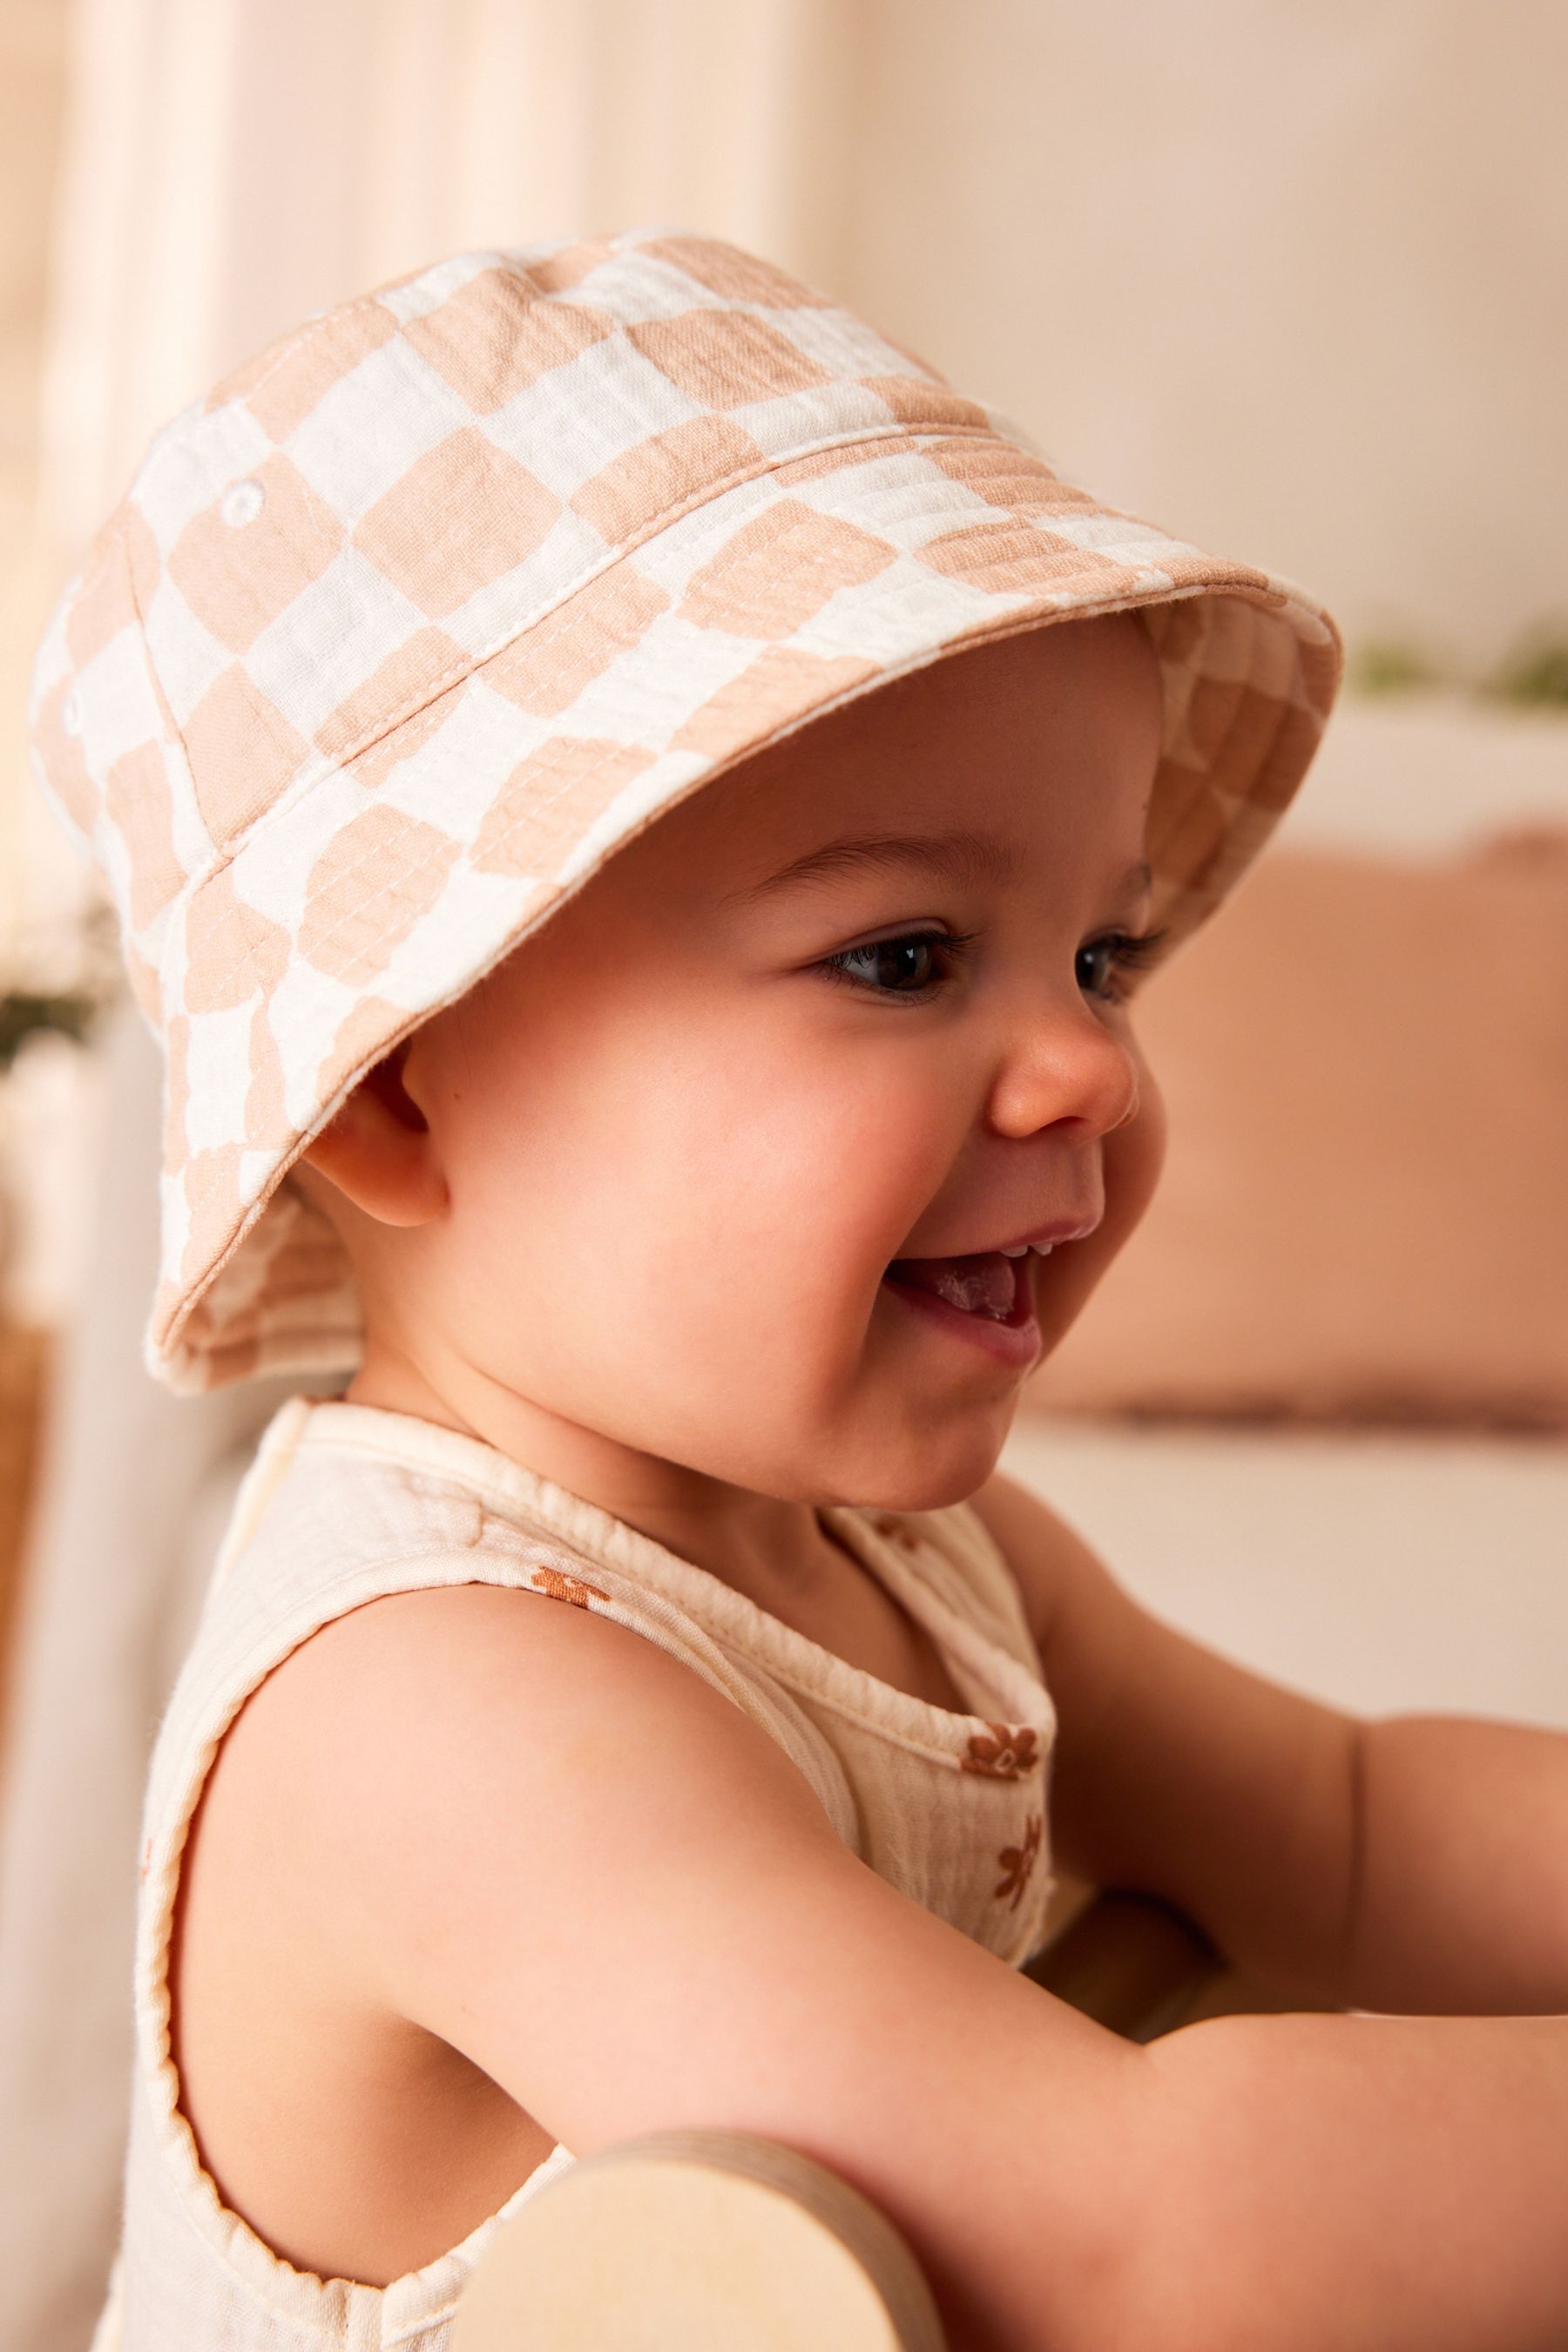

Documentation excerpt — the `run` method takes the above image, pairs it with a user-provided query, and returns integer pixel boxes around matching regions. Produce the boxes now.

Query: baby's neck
[343,1338,846,1603]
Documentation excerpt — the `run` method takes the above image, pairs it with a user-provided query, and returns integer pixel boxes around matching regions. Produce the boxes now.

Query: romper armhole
[129,1538,862,2334]
[127,1584,587,2339]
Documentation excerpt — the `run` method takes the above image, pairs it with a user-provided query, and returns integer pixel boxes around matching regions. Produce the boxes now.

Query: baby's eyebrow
[727,828,1152,905]
[731,828,1017,902]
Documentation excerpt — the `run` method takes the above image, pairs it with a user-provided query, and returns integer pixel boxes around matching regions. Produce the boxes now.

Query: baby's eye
[1078,929,1170,1004]
[819,929,977,999]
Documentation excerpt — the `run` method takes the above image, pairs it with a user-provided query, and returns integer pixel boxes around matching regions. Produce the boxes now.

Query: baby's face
[375,610,1166,1508]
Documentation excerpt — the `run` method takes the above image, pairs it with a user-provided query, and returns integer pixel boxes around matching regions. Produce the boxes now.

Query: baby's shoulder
[218,1568,761,1836]
[168,1570,841,2282]
[178,1566,828,2097]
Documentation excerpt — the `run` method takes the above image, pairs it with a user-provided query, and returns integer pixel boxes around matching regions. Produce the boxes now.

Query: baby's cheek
[1048,1054,1166,1324]
[1105,1054,1167,1237]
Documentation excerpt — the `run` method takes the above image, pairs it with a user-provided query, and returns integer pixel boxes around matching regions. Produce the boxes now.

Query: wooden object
[450,1884,1323,2346]
[452,2128,948,2352]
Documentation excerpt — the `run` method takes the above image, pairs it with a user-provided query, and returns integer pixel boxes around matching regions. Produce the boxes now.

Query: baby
[28,227,1567,2352]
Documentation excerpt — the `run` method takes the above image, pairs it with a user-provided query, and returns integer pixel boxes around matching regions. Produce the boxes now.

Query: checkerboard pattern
[26,224,1342,1391]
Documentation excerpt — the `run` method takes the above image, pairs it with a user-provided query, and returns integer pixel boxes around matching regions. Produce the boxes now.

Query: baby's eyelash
[818,924,1172,1004]
[1089,926,1171,1000]
[818,929,980,1001]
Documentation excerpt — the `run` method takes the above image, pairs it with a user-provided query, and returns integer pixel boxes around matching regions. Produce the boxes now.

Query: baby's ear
[298,1039,447,1227]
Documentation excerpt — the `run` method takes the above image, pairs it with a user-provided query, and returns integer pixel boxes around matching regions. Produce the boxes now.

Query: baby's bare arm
[278,1585,1568,2352]
[1138,2005,1568,2352]
[972,1470,1568,2018]
[1345,1713,1568,2012]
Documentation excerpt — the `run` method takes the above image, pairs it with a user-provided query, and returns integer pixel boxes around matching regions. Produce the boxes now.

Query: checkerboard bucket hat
[27,224,1342,1394]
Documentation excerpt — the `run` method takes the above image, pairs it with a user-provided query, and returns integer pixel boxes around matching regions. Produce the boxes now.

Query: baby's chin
[788,1381,1024,1517]
[825,1421,1019,1516]
[778,1273,1119,1504]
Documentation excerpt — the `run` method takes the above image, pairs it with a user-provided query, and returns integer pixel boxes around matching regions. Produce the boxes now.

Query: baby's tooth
[999,1245,1029,1259]
[1029,1240,1054,1257]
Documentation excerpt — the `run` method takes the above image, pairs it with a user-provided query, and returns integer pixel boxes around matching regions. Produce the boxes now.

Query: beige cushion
[1025,825,1568,1433]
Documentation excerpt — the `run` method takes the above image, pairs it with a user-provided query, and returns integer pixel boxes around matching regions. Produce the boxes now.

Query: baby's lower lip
[880,1258,1042,1368]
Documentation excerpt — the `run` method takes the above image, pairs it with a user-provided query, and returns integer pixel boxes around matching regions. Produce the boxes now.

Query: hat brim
[155,424,1340,1390]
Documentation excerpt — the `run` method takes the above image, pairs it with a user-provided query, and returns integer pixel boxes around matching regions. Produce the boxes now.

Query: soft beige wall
[842,0,1568,677]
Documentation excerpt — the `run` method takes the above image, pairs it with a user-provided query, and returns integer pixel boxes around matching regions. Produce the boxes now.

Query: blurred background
[0,3,1565,2343]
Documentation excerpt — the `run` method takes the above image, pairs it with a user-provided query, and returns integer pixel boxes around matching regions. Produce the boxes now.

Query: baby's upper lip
[894,1212,1104,1260]
[983,1212,1104,1254]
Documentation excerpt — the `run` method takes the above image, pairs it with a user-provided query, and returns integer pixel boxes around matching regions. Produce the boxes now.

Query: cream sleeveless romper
[92,1395,1058,2349]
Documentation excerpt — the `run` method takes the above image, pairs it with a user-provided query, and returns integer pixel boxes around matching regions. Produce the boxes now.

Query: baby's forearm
[1119,2006,1568,2352]
[1348,1713,1568,2013]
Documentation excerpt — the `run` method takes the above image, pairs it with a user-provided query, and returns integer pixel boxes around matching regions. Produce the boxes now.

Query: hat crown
[28,225,1024,973]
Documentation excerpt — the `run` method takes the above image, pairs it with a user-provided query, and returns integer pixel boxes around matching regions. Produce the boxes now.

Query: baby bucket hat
[27,223,1342,1394]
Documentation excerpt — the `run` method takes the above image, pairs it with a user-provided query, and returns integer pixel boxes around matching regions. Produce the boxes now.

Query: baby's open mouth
[883,1247,1046,1326]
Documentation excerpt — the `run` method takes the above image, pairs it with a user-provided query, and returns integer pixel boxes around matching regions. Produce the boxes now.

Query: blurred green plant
[1347,619,1568,708]
[0,989,100,1074]
[1346,638,1441,696]
[1486,630,1568,708]
[0,900,121,1075]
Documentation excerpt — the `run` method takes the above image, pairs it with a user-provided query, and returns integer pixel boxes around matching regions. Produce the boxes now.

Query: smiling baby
[29,227,1568,2352]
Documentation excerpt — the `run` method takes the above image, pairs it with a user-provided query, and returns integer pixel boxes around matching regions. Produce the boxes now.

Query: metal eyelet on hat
[220,476,265,528]
[61,687,83,737]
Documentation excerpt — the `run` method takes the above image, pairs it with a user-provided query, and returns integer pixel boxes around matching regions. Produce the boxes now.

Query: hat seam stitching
[276,418,1055,795]
[177,562,1321,1016]
[220,290,402,416]
[205,233,537,418]
[159,419,1085,932]
[167,573,1327,1133]
[220,228,849,426]
[216,239,625,419]
[220,720,593,992]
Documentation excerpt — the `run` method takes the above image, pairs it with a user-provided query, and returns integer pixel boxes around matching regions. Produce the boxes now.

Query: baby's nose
[985,1000,1142,1142]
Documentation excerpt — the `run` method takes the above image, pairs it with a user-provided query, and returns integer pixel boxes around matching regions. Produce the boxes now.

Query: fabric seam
[247,1423,1052,1753]
[159,416,1029,902]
